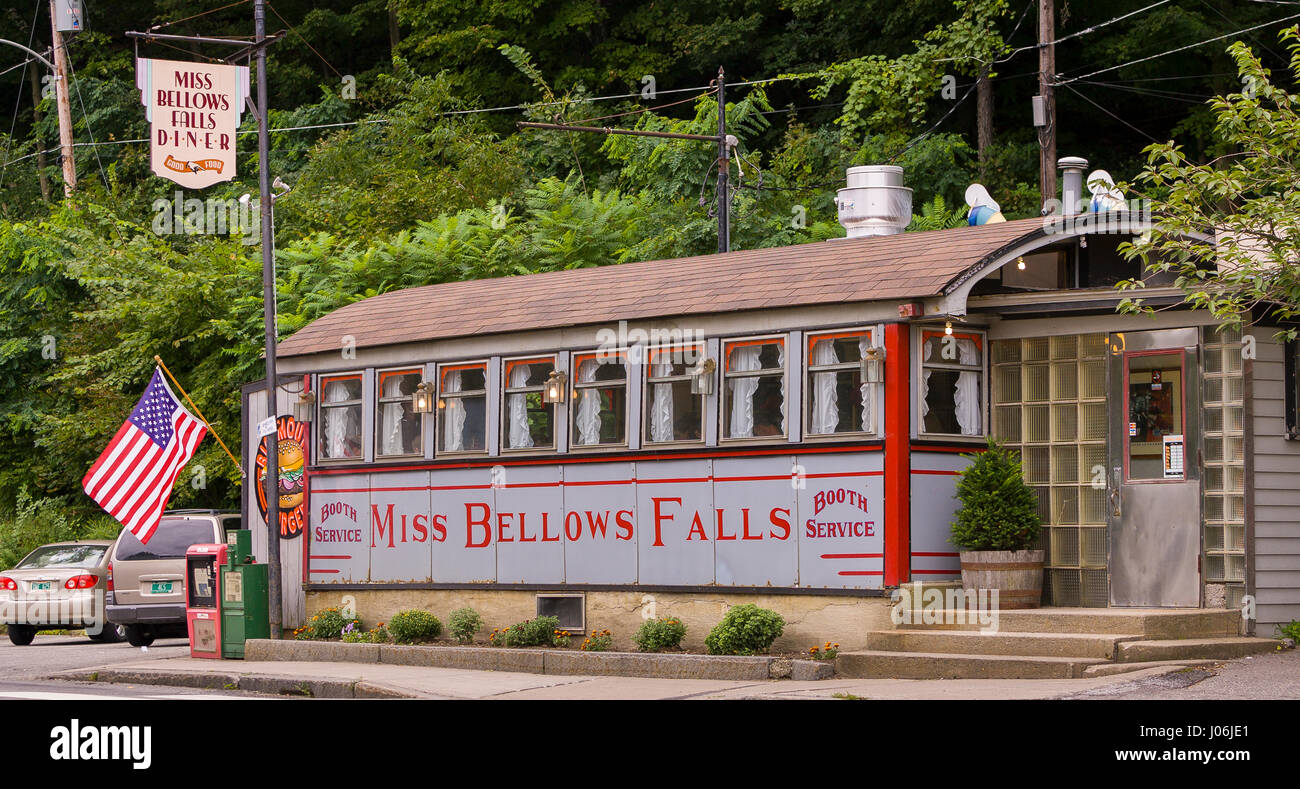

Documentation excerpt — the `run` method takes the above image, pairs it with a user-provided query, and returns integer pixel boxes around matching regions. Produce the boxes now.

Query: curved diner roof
[278,216,1053,358]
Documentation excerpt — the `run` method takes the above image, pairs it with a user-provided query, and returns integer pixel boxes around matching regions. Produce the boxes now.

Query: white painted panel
[563,462,637,583]
[712,457,798,586]
[635,459,714,585]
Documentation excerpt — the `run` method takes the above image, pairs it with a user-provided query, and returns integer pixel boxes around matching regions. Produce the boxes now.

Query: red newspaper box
[185,543,226,659]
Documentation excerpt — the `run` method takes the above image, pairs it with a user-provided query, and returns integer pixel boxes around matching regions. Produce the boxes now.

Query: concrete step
[1115,637,1280,663]
[865,630,1143,659]
[893,608,1241,638]
[835,650,1107,680]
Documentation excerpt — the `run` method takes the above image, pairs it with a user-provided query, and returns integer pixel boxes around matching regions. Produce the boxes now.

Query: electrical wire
[1,0,42,190]
[266,2,343,79]
[1060,82,1161,143]
[148,0,252,32]
[65,45,110,192]
[1056,12,1300,85]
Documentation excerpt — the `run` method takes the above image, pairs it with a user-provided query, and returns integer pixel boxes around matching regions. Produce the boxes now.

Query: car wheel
[123,625,155,647]
[88,624,126,643]
[7,625,36,646]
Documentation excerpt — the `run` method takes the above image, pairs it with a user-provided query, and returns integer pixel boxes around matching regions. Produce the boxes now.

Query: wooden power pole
[1037,0,1056,211]
[977,71,993,179]
[48,0,76,197]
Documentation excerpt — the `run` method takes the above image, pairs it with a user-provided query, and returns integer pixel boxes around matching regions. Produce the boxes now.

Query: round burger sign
[256,416,308,539]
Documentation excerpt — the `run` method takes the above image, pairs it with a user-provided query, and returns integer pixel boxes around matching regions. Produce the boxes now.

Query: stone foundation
[303,588,893,652]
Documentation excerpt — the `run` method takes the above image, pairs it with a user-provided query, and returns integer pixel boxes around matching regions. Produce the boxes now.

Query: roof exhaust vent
[836,165,912,238]
[1058,156,1089,216]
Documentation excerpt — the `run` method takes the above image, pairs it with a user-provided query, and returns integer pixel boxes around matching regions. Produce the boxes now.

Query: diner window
[920,329,985,437]
[722,337,785,440]
[438,362,488,453]
[503,357,556,450]
[572,351,628,447]
[645,344,705,444]
[376,369,423,457]
[319,374,363,460]
[807,330,874,436]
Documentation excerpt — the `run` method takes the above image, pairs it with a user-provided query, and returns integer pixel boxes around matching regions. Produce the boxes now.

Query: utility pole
[716,66,729,254]
[976,70,993,180]
[1037,0,1056,211]
[26,44,51,202]
[48,0,76,197]
[254,0,283,640]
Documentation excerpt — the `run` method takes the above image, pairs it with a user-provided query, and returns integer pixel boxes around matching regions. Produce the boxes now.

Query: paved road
[1063,650,1300,699]
[0,679,269,699]
[0,632,191,680]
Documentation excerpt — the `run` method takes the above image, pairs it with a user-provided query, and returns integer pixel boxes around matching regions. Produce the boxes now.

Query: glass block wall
[1201,327,1246,609]
[992,334,1110,607]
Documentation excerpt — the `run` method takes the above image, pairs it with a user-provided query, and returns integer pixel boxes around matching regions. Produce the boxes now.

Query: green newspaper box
[221,530,269,659]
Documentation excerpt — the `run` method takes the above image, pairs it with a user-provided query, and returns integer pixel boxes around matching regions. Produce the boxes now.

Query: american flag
[82,368,207,543]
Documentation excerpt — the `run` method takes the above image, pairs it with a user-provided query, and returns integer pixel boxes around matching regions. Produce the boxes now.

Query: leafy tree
[1119,29,1300,337]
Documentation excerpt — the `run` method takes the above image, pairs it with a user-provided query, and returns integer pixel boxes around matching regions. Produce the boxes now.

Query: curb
[246,639,836,681]
[51,667,426,699]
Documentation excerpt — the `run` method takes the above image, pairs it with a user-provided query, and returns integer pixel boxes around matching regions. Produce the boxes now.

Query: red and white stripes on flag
[82,368,207,544]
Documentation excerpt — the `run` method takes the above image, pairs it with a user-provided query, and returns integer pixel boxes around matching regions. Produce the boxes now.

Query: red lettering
[813,490,826,516]
[431,514,447,543]
[496,512,514,543]
[586,510,610,539]
[741,508,762,540]
[518,511,536,542]
[715,509,736,541]
[542,511,560,542]
[866,520,876,537]
[370,504,396,549]
[465,503,491,548]
[804,518,816,538]
[564,511,582,542]
[686,512,708,541]
[650,497,681,547]
[615,510,634,541]
[770,508,792,540]
[412,514,428,543]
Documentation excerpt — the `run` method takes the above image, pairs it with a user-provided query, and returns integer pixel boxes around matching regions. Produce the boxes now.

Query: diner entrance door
[1106,329,1201,607]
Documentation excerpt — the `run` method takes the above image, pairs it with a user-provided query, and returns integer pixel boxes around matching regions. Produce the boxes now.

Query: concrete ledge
[245,639,379,664]
[1115,637,1279,663]
[242,639,831,681]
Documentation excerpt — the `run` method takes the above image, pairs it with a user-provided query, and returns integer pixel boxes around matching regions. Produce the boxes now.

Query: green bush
[448,607,483,643]
[704,605,785,655]
[1277,620,1300,643]
[949,438,1042,551]
[634,617,686,652]
[490,616,562,648]
[299,607,362,640]
[581,629,613,651]
[388,610,443,644]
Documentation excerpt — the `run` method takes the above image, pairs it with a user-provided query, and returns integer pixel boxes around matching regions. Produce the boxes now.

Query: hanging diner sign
[136,58,250,188]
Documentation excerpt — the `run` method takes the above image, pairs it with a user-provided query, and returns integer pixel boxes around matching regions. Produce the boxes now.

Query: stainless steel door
[1107,330,1202,607]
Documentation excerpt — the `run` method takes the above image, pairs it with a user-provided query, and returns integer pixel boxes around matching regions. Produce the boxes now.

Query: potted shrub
[950,438,1044,609]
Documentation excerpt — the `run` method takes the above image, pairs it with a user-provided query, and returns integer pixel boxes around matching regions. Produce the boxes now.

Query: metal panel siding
[1248,331,1300,629]
[494,465,565,583]
[712,457,799,586]
[908,451,969,579]
[308,473,370,584]
[796,453,885,588]
[366,471,433,582]
[635,459,715,585]
[562,462,637,584]
[429,468,497,583]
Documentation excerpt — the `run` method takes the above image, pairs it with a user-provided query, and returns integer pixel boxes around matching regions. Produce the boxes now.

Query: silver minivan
[105,510,241,646]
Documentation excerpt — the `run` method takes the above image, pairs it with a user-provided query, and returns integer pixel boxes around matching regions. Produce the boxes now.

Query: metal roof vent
[836,165,913,238]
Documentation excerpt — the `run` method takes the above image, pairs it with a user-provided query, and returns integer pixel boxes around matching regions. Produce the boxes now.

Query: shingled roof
[278,216,1048,358]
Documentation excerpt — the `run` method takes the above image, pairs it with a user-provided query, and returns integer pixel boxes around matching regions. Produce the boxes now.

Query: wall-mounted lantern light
[861,346,886,384]
[542,370,568,404]
[294,391,316,423]
[411,382,435,413]
[690,358,716,395]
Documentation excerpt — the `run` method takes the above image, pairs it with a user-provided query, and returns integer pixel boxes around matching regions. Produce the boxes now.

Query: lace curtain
[648,359,674,442]
[442,370,466,452]
[728,346,761,438]
[575,358,602,445]
[323,380,358,457]
[506,364,533,449]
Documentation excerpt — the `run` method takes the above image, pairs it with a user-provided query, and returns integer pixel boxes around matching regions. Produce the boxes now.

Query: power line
[1056,12,1300,85]
[998,0,1172,60]
[1,0,42,190]
[1060,82,1161,143]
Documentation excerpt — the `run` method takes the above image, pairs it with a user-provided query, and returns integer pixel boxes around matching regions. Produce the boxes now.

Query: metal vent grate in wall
[536,593,585,632]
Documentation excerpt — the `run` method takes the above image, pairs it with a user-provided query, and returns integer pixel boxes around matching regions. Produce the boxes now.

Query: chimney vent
[836,166,912,238]
[1058,156,1089,216]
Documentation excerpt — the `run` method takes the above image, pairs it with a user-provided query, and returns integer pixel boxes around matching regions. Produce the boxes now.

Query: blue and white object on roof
[964,184,1006,226]
[1087,170,1128,212]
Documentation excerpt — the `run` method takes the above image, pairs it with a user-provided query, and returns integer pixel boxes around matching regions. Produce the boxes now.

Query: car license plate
[150,582,173,594]
[31,581,51,591]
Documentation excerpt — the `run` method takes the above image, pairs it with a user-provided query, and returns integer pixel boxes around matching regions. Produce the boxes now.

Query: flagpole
[152,355,244,475]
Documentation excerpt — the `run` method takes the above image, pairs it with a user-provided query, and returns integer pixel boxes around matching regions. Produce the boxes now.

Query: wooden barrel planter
[959,550,1045,610]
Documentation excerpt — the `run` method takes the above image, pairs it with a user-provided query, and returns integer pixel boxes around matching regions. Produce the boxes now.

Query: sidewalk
[50,656,1204,700]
